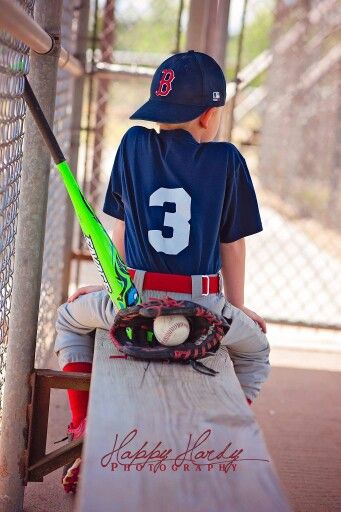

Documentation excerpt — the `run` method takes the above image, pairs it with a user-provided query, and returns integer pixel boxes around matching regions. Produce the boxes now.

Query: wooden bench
[75,328,293,512]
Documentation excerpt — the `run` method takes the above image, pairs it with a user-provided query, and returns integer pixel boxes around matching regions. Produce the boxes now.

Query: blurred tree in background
[115,0,182,53]
[227,6,274,83]
[113,0,274,86]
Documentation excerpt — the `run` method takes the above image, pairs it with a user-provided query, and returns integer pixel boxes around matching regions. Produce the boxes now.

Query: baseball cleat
[62,457,82,494]
[54,417,86,494]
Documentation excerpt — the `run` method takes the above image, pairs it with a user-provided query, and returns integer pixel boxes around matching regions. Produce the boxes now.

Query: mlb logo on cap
[130,50,227,123]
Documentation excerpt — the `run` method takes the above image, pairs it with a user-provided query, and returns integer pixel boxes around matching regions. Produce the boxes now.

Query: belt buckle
[202,275,209,296]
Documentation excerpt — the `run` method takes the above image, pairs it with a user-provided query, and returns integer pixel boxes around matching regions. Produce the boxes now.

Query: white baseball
[153,315,190,346]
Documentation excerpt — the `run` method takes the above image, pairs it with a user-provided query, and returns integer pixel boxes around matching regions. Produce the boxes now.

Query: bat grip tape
[23,75,65,165]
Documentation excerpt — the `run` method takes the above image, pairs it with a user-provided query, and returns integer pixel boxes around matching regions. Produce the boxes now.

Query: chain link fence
[0,0,34,421]
[0,0,339,427]
[73,0,185,281]
[34,1,80,368]
[0,0,83,421]
[73,0,113,270]
[74,0,340,331]
[257,0,341,328]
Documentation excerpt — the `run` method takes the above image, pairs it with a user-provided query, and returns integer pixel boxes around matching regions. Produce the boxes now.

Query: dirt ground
[23,331,341,512]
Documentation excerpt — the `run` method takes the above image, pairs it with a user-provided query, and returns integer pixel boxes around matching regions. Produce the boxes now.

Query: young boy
[55,50,271,493]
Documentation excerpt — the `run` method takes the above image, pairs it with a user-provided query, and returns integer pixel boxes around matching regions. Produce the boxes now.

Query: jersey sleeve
[102,138,126,220]
[220,147,263,243]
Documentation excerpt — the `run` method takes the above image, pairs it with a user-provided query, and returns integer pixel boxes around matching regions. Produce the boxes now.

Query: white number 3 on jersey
[148,187,191,255]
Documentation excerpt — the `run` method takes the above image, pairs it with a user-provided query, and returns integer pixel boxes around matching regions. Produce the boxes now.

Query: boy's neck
[158,122,203,143]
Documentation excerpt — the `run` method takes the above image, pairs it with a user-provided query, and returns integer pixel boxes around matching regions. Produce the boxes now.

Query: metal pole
[188,0,230,143]
[0,1,62,510]
[226,0,249,140]
[94,62,154,79]
[174,0,184,53]
[75,0,99,288]
[185,0,210,52]
[0,0,83,77]
[328,56,340,228]
[205,0,230,69]
[61,0,90,304]
[186,0,230,69]
[89,0,115,209]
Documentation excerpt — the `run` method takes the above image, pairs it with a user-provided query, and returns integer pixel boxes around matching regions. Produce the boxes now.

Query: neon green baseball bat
[23,76,139,310]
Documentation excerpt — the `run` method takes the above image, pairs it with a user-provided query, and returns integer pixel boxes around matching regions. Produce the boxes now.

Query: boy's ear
[199,107,216,129]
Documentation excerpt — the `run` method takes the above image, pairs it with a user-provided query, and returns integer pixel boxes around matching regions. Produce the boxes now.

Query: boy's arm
[220,238,245,307]
[220,238,270,403]
[221,238,267,333]
[112,217,125,263]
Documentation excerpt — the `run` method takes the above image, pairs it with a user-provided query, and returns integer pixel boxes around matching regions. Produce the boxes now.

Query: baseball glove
[109,296,232,376]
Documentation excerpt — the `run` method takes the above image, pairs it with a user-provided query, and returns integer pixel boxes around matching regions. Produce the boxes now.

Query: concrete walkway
[23,324,341,512]
[257,345,341,512]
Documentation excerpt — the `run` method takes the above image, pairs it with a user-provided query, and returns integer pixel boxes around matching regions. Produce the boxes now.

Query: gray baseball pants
[54,270,271,401]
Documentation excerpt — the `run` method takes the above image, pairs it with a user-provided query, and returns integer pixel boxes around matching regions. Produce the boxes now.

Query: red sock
[63,362,92,428]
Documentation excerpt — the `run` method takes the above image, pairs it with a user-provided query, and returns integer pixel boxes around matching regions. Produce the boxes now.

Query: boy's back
[54,50,272,494]
[103,125,263,276]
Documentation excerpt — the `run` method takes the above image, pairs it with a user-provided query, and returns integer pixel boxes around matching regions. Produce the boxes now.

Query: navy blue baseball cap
[130,50,226,123]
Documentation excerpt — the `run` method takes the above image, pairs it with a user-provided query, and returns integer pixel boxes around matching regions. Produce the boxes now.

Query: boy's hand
[239,305,267,334]
[67,285,105,303]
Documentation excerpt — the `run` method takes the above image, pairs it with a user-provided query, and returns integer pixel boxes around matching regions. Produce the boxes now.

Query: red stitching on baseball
[160,321,188,344]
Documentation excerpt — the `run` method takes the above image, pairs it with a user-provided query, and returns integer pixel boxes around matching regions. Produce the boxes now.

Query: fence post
[88,0,115,210]
[0,1,63,511]
[186,0,230,69]
[186,0,210,52]
[61,0,90,303]
[205,0,230,69]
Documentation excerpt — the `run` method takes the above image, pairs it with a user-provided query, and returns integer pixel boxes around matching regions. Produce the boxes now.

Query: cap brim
[129,99,209,123]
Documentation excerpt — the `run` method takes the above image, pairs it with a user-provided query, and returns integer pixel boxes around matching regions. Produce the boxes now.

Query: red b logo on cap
[155,69,175,97]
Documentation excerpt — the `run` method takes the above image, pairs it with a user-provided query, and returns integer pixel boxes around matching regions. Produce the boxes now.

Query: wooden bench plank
[76,328,292,512]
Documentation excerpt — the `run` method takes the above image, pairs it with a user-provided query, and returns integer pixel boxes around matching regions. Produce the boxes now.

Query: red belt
[128,268,221,295]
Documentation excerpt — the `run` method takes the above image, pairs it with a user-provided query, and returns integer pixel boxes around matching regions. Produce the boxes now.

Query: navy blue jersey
[102,126,263,275]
